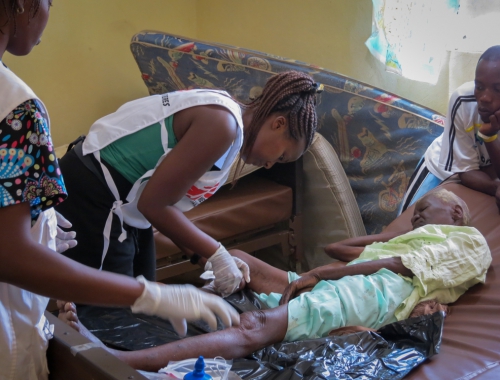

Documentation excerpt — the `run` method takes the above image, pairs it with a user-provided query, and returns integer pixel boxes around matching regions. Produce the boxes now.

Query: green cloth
[349,224,491,320]
[257,269,414,342]
[100,115,176,184]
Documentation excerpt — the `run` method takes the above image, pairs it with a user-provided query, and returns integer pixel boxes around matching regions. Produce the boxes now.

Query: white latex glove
[204,244,251,297]
[55,211,77,253]
[131,276,240,337]
[233,256,251,283]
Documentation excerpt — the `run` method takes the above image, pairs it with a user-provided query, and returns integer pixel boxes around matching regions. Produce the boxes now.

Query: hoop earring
[17,7,24,14]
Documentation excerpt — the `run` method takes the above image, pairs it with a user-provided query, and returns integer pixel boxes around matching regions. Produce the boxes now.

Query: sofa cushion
[302,133,365,270]
[384,183,500,380]
[154,174,292,260]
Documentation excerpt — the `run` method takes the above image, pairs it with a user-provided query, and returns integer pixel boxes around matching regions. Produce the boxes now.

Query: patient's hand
[279,273,320,305]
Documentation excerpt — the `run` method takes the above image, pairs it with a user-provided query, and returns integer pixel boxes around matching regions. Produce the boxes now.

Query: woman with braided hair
[56,70,321,301]
[0,1,240,378]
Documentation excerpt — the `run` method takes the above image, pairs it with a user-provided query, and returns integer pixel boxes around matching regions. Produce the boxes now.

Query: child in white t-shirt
[400,45,500,214]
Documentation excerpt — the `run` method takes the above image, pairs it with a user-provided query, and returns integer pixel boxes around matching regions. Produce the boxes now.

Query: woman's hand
[205,245,250,297]
[279,273,321,305]
[131,276,240,337]
[55,211,77,253]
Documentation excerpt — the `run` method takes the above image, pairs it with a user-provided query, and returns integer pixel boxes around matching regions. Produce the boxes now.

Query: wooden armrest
[45,311,147,380]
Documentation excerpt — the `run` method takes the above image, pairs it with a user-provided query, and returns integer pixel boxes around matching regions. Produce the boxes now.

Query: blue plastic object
[183,356,213,380]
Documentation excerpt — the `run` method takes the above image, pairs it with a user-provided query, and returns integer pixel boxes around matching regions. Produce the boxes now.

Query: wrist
[131,276,161,314]
[477,129,498,143]
[311,272,322,282]
[313,267,338,281]
[208,242,227,262]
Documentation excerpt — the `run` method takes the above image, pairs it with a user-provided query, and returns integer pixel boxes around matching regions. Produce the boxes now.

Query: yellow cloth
[349,225,491,320]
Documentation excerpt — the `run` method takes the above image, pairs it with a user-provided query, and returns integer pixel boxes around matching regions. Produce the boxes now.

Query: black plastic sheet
[76,288,267,350]
[76,289,443,379]
[231,311,444,380]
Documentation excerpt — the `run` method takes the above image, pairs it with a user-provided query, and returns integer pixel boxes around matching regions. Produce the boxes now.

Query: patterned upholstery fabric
[130,31,445,234]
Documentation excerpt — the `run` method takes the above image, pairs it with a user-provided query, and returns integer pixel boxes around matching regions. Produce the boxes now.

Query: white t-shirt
[425,81,490,180]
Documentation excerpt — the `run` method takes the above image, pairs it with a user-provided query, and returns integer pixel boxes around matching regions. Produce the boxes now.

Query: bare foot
[56,300,104,345]
[56,301,136,368]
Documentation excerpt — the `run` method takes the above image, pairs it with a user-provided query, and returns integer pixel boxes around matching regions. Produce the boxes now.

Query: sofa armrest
[301,133,365,270]
[45,311,146,380]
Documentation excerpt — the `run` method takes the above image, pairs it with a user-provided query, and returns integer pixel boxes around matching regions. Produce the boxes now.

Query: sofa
[386,182,500,380]
[46,32,500,379]
[129,30,443,278]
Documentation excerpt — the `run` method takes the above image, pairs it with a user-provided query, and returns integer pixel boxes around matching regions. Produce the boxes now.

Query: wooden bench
[154,159,304,281]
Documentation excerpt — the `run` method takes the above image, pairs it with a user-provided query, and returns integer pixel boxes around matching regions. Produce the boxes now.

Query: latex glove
[205,244,250,297]
[131,276,240,337]
[204,257,251,283]
[55,211,77,253]
[233,256,251,283]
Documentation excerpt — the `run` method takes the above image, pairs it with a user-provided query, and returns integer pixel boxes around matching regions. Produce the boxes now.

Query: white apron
[0,63,57,380]
[82,89,244,269]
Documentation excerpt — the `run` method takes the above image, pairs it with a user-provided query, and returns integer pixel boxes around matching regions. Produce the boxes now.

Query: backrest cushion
[303,133,365,270]
[131,31,444,233]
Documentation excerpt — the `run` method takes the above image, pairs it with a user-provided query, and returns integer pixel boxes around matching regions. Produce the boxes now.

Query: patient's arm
[98,306,289,372]
[459,169,499,196]
[280,257,414,305]
[58,300,289,372]
[324,230,408,262]
[229,249,289,294]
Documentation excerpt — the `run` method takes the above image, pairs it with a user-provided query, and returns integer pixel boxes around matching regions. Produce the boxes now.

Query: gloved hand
[201,257,251,288]
[131,276,240,337]
[205,244,250,297]
[55,211,77,253]
[233,256,251,283]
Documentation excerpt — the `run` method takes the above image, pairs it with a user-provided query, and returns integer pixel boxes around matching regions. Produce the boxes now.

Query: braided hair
[0,0,41,35]
[242,70,320,156]
[231,70,321,182]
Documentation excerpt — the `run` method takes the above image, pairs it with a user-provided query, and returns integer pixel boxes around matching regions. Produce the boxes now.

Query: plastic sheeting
[76,289,268,350]
[76,289,443,379]
[232,312,443,380]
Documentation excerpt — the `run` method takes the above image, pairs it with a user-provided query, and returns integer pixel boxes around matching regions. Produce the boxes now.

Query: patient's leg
[59,301,288,372]
[119,305,289,371]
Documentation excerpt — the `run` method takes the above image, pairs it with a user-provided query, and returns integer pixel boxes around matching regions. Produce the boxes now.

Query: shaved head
[478,45,500,64]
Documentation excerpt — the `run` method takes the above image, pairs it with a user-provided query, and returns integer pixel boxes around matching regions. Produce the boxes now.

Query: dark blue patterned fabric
[130,31,445,234]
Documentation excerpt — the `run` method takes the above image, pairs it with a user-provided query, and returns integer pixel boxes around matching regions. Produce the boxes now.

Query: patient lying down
[58,189,491,372]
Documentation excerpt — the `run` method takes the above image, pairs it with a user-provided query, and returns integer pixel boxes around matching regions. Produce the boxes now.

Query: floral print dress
[0,99,67,220]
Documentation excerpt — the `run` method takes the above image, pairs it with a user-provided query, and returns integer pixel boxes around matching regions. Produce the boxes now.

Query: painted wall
[196,0,463,119]
[5,0,476,146]
[3,0,197,146]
